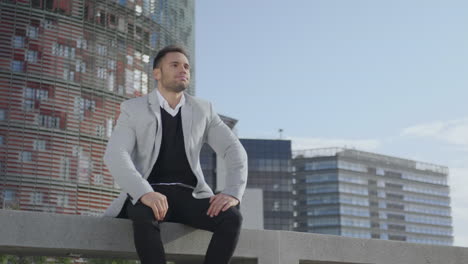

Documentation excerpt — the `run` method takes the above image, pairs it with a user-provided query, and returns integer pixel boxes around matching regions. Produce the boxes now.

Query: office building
[0,0,195,215]
[293,148,453,245]
[240,139,294,231]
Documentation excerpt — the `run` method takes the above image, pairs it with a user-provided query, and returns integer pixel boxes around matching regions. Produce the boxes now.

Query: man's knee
[127,202,156,223]
[221,207,243,231]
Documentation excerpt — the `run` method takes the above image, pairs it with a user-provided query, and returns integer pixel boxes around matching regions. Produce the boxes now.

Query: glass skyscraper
[293,148,453,245]
[0,0,194,215]
[240,139,294,231]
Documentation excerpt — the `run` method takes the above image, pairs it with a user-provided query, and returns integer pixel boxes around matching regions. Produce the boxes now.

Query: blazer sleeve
[205,102,248,202]
[103,101,153,205]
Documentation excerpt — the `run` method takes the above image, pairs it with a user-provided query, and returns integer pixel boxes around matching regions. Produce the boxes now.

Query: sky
[194,0,468,247]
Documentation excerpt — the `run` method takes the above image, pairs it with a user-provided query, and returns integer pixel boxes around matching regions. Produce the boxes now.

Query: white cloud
[401,118,468,146]
[289,137,381,151]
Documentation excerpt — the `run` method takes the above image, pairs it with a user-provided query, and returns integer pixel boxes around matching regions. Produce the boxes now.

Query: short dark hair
[153,45,189,69]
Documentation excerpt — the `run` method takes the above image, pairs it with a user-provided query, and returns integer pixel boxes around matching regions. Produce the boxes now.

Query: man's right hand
[140,192,168,221]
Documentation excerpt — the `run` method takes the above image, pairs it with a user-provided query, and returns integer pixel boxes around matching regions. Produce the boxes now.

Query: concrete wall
[240,188,264,230]
[1,209,468,264]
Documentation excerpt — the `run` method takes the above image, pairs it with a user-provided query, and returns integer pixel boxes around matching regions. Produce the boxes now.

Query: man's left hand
[207,193,239,218]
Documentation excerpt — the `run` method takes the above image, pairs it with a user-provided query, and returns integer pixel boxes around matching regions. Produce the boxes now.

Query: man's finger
[207,195,221,215]
[207,202,215,216]
[207,201,218,217]
[210,200,225,217]
[162,199,168,215]
[156,200,166,220]
[218,200,230,215]
[221,201,233,212]
[151,203,160,220]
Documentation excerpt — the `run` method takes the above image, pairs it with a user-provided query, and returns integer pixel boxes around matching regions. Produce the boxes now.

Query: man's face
[153,52,190,93]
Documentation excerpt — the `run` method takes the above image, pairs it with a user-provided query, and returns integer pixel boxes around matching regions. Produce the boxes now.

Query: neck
[158,87,183,109]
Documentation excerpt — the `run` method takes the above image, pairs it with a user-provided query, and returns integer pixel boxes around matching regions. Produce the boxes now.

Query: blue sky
[195,0,468,246]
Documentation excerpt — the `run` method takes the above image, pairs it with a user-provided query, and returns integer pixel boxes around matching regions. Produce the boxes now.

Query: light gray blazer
[102,89,248,217]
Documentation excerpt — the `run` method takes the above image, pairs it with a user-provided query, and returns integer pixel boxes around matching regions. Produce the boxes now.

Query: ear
[153,68,161,81]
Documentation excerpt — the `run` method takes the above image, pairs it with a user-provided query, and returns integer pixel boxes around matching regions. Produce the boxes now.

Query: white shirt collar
[155,89,185,117]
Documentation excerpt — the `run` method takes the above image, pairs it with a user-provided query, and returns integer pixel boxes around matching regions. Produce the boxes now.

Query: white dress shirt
[156,88,185,117]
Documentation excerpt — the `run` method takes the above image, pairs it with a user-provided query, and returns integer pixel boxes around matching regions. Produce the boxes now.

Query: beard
[159,78,189,93]
[159,68,189,93]
[170,82,188,93]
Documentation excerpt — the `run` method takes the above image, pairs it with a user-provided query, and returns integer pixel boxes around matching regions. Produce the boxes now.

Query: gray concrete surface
[240,188,264,230]
[1,209,467,264]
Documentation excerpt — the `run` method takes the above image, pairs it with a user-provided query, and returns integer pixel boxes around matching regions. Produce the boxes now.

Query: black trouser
[123,185,243,264]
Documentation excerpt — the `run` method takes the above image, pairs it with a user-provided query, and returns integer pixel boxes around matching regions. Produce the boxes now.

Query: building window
[94,174,103,185]
[142,54,150,63]
[49,0,72,15]
[63,68,75,81]
[11,61,24,72]
[27,26,39,39]
[25,87,48,100]
[118,17,126,32]
[107,59,116,70]
[376,168,385,175]
[273,201,280,211]
[60,157,70,179]
[38,114,61,129]
[4,190,16,201]
[74,97,96,120]
[26,50,38,63]
[0,109,5,120]
[97,67,107,79]
[126,55,133,65]
[107,72,115,91]
[25,88,34,99]
[106,117,114,138]
[0,135,3,145]
[141,72,148,94]
[109,13,117,26]
[305,160,337,171]
[76,37,88,50]
[2,189,18,209]
[41,19,56,30]
[33,140,47,151]
[23,99,35,111]
[125,69,134,94]
[52,42,75,59]
[31,192,43,205]
[20,151,32,162]
[96,44,107,56]
[56,194,69,207]
[72,145,83,157]
[135,5,142,16]
[12,36,25,48]
[97,10,107,26]
[96,125,105,137]
[75,60,86,73]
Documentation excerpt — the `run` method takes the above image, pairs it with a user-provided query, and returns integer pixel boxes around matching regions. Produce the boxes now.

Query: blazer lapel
[147,89,162,176]
[148,89,162,122]
[181,94,193,164]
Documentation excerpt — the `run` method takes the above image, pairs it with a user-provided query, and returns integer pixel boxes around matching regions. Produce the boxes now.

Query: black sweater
[146,107,197,187]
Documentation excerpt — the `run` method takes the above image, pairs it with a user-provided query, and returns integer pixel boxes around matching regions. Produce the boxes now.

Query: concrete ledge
[1,209,468,264]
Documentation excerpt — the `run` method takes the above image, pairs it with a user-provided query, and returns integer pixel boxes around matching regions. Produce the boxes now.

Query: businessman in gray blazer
[103,45,248,264]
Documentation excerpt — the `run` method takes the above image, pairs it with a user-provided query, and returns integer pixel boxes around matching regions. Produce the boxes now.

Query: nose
[180,66,189,74]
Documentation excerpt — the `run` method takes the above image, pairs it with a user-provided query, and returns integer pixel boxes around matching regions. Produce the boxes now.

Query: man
[102,45,248,264]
